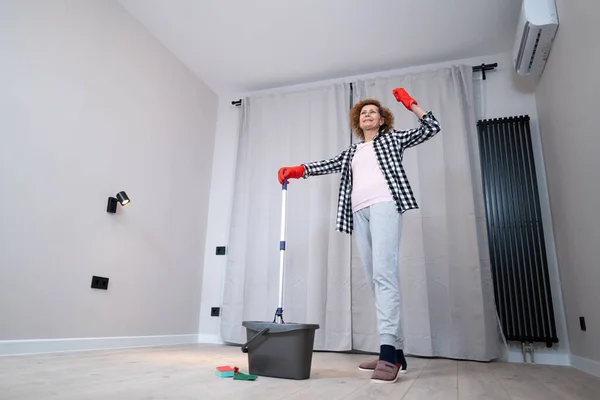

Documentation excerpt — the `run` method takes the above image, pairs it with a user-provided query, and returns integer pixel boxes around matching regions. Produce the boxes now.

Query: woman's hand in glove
[278,165,305,184]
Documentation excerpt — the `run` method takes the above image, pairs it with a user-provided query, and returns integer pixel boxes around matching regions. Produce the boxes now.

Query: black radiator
[477,115,558,347]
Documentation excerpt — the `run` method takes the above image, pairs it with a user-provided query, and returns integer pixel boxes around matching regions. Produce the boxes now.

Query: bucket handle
[241,327,270,353]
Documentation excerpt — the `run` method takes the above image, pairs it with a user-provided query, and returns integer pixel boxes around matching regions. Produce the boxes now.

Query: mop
[240,171,320,380]
[273,171,289,325]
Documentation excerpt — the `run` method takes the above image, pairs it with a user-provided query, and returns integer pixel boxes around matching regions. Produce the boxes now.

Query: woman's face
[359,104,383,132]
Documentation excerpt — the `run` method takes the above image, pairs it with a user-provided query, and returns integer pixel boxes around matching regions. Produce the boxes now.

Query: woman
[278,88,441,384]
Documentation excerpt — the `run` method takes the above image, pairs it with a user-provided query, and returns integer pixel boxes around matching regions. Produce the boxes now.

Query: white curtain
[220,83,354,351]
[221,65,503,361]
[351,65,502,361]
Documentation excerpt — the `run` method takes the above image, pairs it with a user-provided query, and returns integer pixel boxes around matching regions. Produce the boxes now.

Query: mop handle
[275,171,288,324]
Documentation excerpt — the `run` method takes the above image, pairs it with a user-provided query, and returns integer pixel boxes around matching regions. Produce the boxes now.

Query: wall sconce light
[107,191,131,213]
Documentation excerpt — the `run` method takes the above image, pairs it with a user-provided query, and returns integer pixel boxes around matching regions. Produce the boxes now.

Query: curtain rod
[231,62,497,106]
[472,63,498,81]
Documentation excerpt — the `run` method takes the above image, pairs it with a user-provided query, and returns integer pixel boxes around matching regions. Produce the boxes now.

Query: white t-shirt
[351,141,393,213]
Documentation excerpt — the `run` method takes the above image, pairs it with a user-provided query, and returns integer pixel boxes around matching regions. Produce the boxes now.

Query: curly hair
[350,98,395,141]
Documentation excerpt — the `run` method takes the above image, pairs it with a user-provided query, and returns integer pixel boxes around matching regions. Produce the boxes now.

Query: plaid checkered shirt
[302,111,441,234]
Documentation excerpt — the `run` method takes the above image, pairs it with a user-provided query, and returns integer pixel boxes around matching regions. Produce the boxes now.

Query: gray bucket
[241,321,320,380]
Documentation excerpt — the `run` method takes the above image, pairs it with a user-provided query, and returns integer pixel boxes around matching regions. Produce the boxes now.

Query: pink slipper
[370,360,400,384]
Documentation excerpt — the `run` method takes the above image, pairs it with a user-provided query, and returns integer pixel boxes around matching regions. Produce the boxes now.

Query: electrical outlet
[211,307,220,317]
[216,246,226,255]
[91,276,109,290]
[580,316,587,331]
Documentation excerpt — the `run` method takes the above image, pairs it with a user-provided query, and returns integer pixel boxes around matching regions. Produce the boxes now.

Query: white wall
[196,97,241,343]
[0,0,217,354]
[534,0,600,376]
[198,51,570,365]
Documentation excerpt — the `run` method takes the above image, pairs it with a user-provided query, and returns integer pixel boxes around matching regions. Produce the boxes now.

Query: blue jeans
[353,201,404,349]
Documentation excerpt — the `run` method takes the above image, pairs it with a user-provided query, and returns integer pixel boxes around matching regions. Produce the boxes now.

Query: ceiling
[118,0,523,94]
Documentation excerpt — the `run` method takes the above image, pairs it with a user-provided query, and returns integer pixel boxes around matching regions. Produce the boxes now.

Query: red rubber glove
[393,88,418,111]
[278,165,305,184]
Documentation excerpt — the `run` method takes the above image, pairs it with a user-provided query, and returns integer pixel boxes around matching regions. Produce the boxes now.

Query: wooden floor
[1,344,599,399]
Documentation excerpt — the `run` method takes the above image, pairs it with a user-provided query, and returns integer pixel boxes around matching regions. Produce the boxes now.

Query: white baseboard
[0,334,199,357]
[571,354,600,378]
[505,346,570,366]
[197,334,223,344]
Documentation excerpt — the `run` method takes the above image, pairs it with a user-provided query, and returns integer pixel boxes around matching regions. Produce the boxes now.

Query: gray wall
[0,0,217,340]
[535,0,600,362]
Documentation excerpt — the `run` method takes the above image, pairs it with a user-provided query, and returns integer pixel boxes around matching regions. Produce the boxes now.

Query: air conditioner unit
[512,0,559,76]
